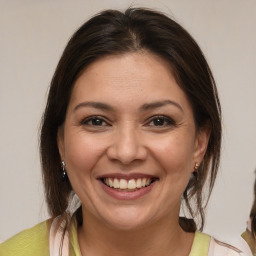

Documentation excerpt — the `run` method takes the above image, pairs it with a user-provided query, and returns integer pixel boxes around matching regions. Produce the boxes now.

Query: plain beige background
[0,0,255,245]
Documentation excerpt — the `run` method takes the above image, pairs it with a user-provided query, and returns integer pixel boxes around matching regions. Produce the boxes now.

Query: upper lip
[96,173,158,180]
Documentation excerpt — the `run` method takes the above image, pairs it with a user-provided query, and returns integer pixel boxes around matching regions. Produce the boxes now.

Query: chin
[100,208,153,231]
[106,219,147,231]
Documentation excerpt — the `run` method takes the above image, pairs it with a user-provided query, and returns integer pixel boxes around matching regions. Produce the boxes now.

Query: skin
[58,52,210,256]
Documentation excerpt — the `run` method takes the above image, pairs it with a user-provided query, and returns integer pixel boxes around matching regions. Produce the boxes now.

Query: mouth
[99,177,158,192]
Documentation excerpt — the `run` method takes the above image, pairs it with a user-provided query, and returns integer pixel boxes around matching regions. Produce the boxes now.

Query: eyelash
[81,115,175,128]
[81,116,109,127]
[146,115,176,127]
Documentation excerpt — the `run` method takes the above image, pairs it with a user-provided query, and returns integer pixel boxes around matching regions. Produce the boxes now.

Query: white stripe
[49,216,70,256]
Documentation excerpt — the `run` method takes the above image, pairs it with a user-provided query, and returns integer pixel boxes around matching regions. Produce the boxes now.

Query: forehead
[77,52,173,86]
[68,52,191,112]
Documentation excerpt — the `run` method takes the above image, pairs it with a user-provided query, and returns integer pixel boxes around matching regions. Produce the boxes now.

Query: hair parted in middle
[40,7,222,232]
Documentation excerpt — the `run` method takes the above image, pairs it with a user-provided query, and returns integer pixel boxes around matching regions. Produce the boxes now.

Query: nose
[106,125,147,165]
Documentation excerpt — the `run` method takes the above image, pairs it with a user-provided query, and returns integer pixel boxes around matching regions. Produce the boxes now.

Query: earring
[192,162,199,178]
[194,162,199,171]
[61,161,68,181]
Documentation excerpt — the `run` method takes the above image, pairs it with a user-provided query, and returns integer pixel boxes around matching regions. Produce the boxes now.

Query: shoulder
[209,237,251,256]
[0,220,51,256]
[191,231,250,256]
[190,231,211,255]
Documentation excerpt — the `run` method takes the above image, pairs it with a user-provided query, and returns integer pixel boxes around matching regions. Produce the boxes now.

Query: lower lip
[100,181,156,200]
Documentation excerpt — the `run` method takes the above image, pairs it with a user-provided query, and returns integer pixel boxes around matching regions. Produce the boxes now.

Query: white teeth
[113,178,119,189]
[104,177,153,190]
[105,178,110,186]
[136,178,142,188]
[128,179,136,189]
[120,179,128,189]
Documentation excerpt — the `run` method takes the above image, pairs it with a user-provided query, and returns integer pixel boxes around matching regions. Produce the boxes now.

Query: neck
[78,210,194,256]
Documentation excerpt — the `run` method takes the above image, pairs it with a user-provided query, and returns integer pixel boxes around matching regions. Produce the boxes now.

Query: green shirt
[0,220,211,256]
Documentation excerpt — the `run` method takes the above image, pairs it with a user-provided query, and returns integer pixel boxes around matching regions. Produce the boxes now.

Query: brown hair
[40,7,222,232]
[250,171,256,237]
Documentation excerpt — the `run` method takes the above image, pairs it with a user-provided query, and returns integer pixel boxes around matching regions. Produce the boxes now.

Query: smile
[103,177,154,191]
[98,175,158,200]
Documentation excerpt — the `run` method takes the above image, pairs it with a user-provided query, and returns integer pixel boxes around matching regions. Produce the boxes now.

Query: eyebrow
[73,100,183,112]
[73,101,114,112]
[139,100,184,112]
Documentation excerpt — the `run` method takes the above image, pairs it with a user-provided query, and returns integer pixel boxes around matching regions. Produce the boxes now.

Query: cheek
[149,133,195,174]
[63,131,107,177]
[146,135,195,215]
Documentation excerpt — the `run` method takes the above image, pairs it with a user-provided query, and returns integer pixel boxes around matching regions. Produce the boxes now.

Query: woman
[0,7,249,256]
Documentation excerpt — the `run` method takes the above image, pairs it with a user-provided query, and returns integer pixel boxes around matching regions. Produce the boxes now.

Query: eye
[147,115,175,127]
[81,116,109,127]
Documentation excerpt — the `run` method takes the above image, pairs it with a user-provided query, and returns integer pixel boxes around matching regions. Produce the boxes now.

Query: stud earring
[61,161,68,181]
[192,162,199,178]
[194,162,199,172]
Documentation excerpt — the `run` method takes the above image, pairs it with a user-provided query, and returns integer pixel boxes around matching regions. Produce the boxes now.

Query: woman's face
[58,52,209,230]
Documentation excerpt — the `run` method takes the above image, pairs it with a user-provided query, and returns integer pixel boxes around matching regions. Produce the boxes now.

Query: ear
[193,124,211,166]
[57,126,65,161]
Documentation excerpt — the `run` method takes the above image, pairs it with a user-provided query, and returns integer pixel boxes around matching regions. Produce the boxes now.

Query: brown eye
[153,117,165,126]
[148,116,175,127]
[82,116,108,126]
[90,118,104,126]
